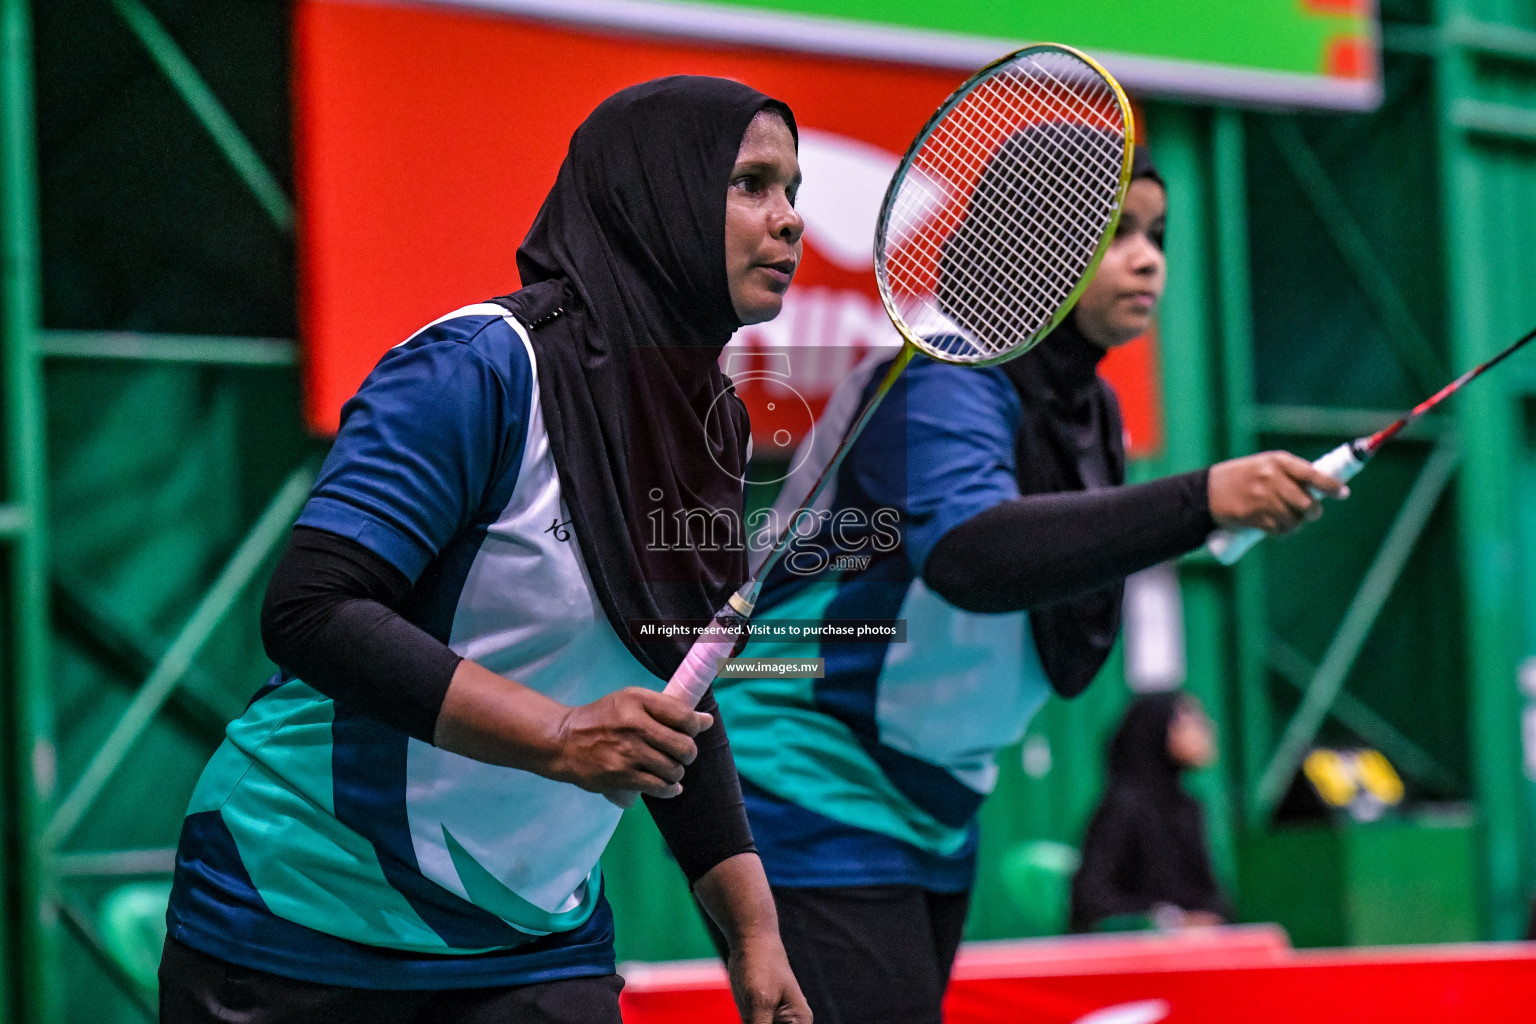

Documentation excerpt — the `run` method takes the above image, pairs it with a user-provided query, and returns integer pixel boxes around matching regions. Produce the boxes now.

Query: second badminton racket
[1207,323,1536,565]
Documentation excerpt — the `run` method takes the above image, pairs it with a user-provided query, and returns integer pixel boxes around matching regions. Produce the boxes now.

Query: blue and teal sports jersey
[167,305,661,988]
[715,353,1054,893]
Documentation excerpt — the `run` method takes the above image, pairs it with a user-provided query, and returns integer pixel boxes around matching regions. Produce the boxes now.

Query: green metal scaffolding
[3,0,314,1018]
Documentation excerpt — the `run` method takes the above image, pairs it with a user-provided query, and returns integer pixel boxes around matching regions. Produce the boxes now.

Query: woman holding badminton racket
[159,78,809,1024]
[712,142,1344,1024]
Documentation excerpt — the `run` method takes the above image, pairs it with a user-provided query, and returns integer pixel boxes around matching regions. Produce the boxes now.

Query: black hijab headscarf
[1106,691,1187,794]
[1070,692,1228,930]
[493,77,797,679]
[1001,144,1164,697]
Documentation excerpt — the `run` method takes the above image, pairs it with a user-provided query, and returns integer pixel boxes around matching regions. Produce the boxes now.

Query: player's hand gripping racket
[613,44,1136,804]
[1207,323,1536,564]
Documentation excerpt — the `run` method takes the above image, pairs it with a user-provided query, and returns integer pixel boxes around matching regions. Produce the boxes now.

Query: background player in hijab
[159,78,810,1024]
[713,143,1343,1024]
[1070,692,1228,931]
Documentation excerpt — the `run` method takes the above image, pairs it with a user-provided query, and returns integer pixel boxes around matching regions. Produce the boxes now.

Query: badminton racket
[1207,323,1536,565]
[661,44,1135,711]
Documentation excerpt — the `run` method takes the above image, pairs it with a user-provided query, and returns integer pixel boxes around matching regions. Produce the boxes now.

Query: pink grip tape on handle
[606,614,746,808]
[662,632,736,708]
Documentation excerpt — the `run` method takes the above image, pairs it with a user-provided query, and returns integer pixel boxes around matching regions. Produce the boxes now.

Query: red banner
[619,928,1536,1023]
[294,0,1162,455]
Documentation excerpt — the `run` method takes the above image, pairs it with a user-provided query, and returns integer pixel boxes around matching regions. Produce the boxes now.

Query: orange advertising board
[294,0,1162,456]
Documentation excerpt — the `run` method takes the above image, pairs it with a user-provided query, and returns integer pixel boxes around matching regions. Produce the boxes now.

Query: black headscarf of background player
[494,76,797,679]
[935,128,1162,696]
[1002,144,1164,697]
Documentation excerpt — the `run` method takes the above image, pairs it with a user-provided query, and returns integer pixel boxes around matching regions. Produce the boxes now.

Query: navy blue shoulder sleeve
[296,311,534,581]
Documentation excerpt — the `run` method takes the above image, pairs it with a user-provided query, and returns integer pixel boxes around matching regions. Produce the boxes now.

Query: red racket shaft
[1362,323,1536,453]
[1208,323,1536,565]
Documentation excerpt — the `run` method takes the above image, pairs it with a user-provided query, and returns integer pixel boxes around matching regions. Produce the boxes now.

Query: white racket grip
[1205,442,1365,566]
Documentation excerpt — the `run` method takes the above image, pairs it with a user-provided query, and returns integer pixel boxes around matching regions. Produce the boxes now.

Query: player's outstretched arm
[694,853,813,1024]
[924,450,1347,616]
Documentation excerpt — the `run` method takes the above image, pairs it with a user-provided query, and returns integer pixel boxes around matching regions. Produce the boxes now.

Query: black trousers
[158,937,624,1024]
[703,885,970,1024]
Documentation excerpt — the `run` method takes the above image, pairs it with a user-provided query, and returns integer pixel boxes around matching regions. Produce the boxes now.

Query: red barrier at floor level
[619,927,1536,1023]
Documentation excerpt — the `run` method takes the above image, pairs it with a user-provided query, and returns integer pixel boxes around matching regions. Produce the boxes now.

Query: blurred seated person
[1070,691,1229,931]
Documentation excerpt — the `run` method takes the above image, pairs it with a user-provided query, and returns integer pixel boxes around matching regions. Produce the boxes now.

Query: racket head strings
[876,44,1134,366]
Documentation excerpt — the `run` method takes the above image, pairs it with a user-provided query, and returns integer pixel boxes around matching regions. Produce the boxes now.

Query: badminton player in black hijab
[160,78,810,1024]
[715,141,1340,1024]
[926,141,1346,694]
[1071,692,1229,931]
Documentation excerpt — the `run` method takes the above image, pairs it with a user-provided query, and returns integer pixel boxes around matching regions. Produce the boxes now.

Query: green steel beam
[40,330,297,367]
[1213,111,1257,453]
[1252,404,1446,442]
[41,465,314,852]
[2,0,58,1017]
[1147,109,1217,551]
[1449,18,1536,65]
[1266,118,1447,396]
[54,848,175,879]
[108,0,294,233]
[1149,106,1238,883]
[1255,440,1461,817]
[56,901,154,1021]
[0,501,25,538]
[1266,634,1462,795]
[53,574,233,738]
[1450,99,1536,146]
[1212,109,1272,832]
[1383,16,1536,62]
[1435,0,1530,939]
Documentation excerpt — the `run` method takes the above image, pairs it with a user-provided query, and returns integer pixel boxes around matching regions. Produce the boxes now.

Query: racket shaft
[1206,442,1365,565]
[751,346,915,583]
[607,352,914,807]
[665,348,913,712]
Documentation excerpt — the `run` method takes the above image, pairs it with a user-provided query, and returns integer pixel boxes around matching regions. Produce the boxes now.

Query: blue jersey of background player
[714,145,1345,1024]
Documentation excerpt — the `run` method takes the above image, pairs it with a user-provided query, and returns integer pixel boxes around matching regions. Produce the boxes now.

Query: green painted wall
[1239,813,1480,947]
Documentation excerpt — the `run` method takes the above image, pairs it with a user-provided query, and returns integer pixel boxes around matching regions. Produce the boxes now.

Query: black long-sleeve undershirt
[261,527,460,741]
[260,525,754,884]
[641,687,756,883]
[923,469,1215,614]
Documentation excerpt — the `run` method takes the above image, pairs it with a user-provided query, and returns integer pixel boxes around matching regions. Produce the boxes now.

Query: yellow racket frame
[872,42,1137,371]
